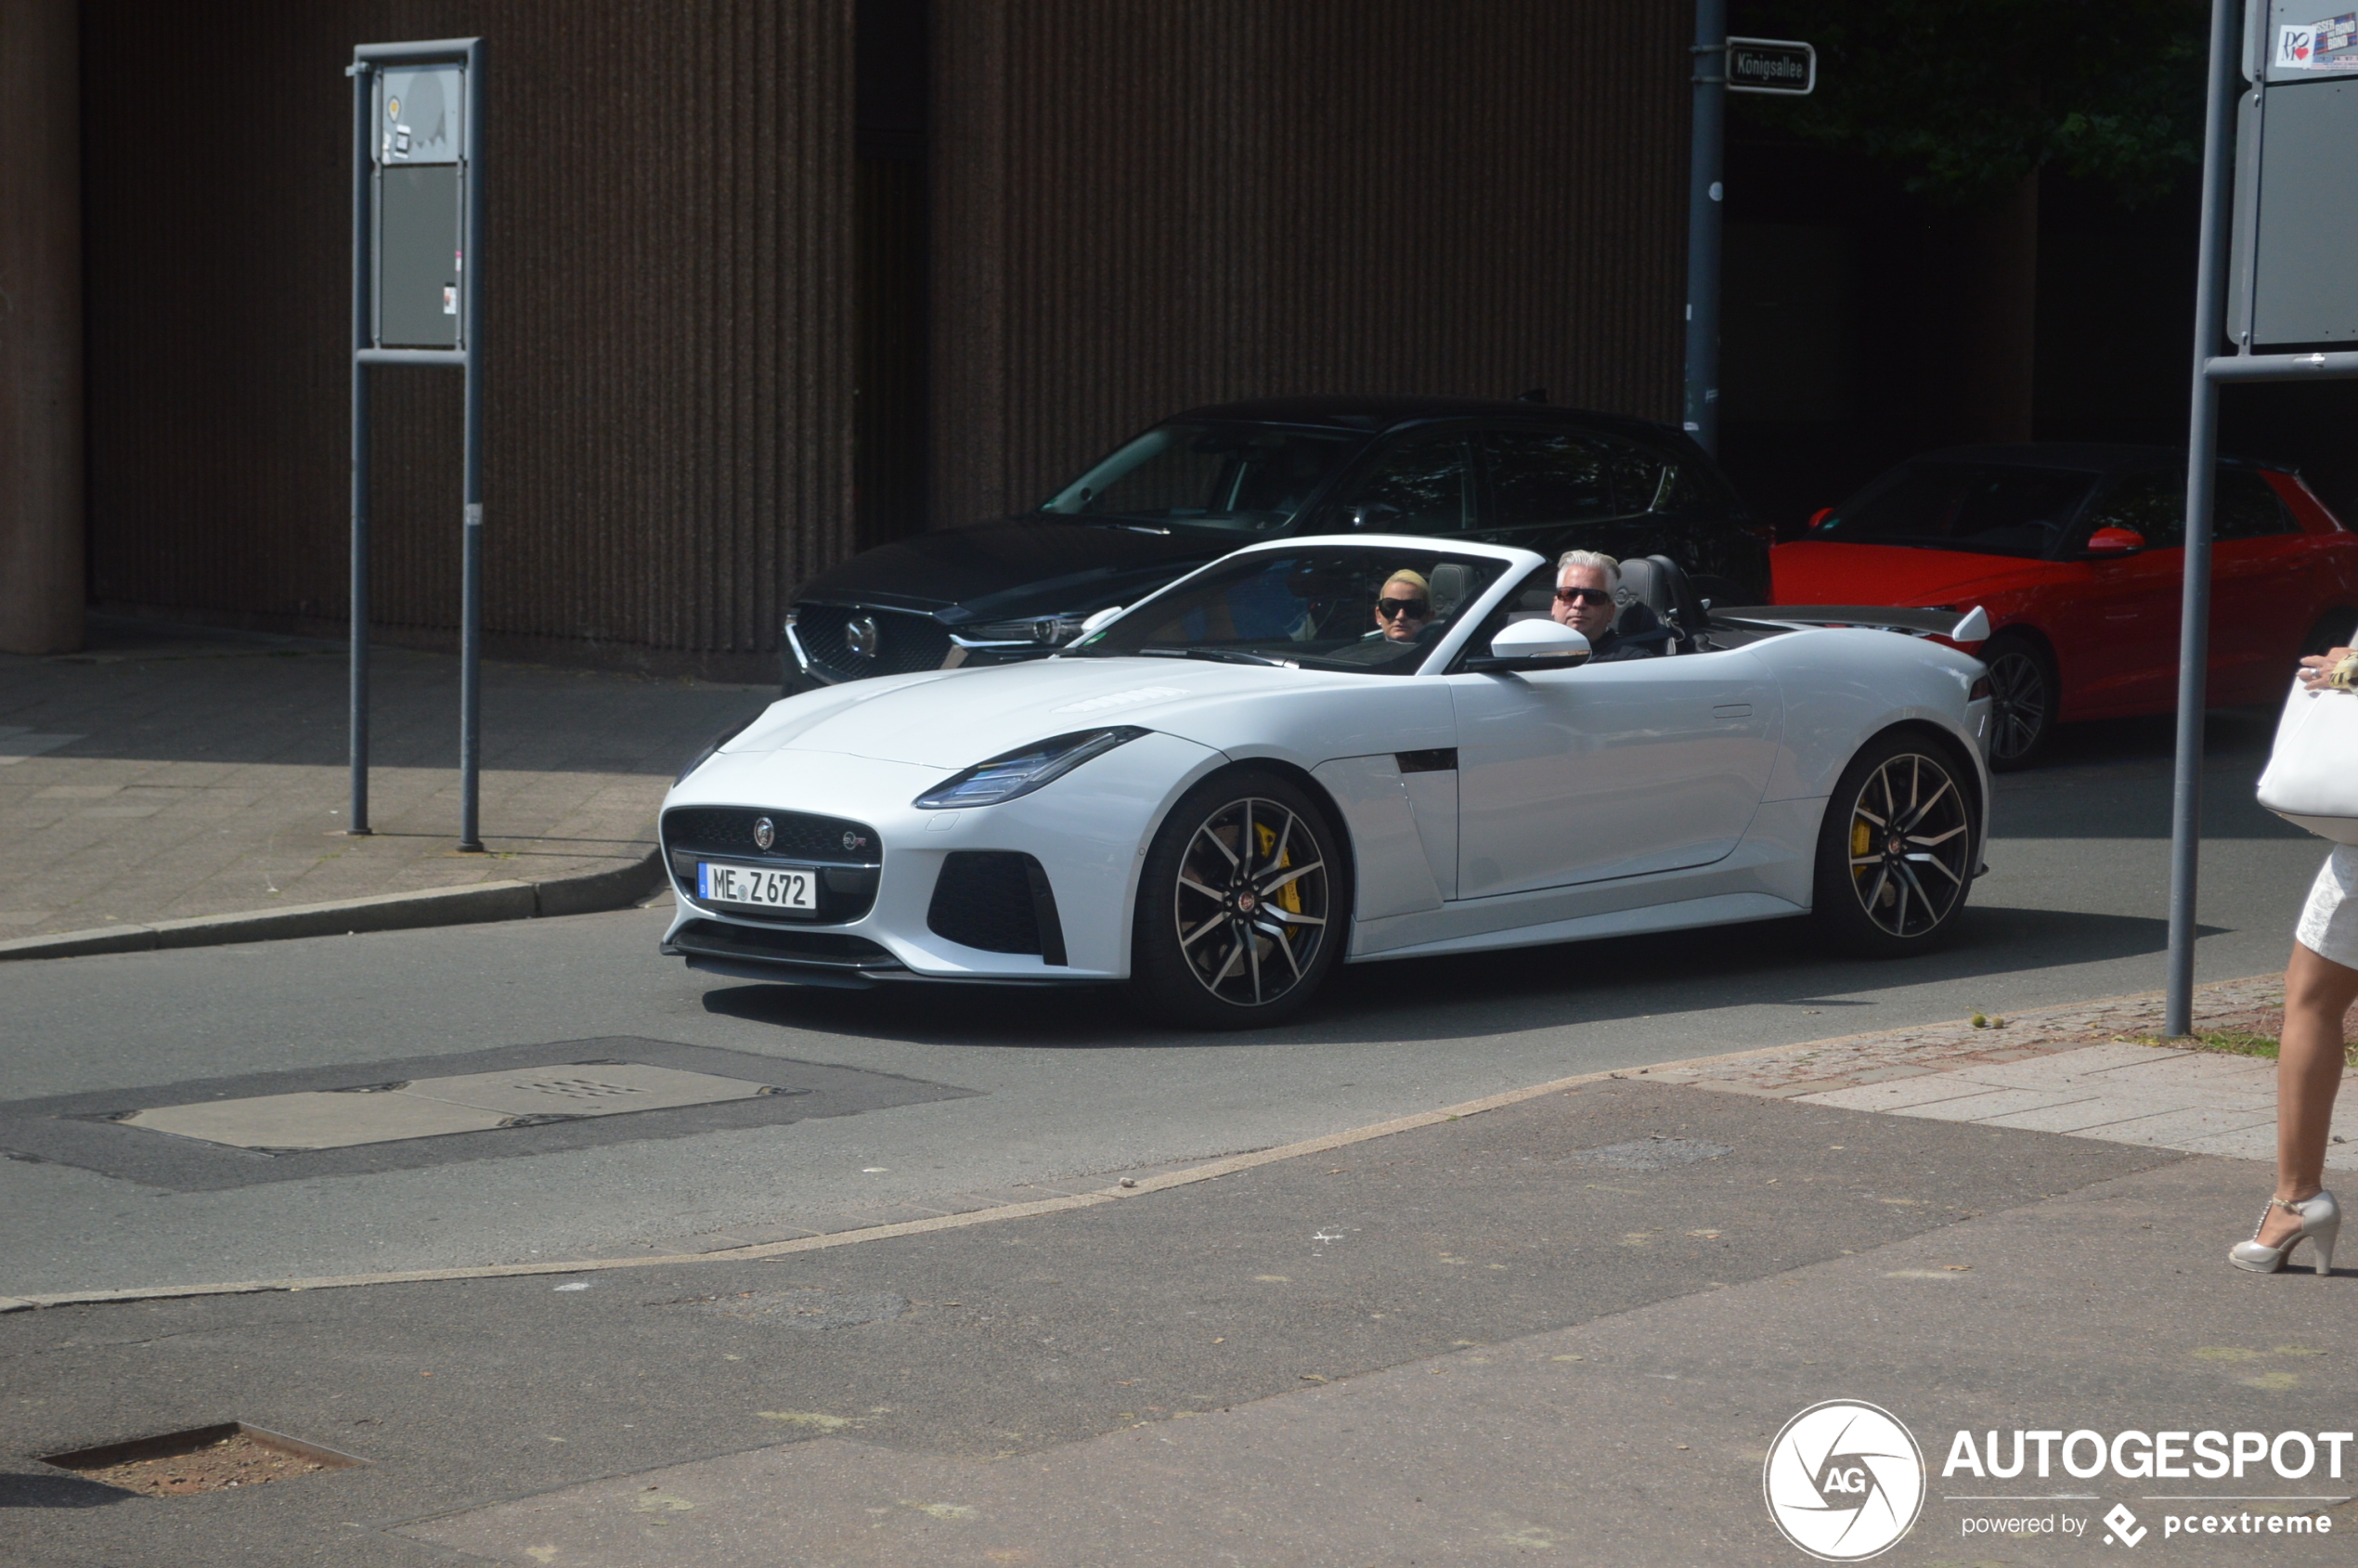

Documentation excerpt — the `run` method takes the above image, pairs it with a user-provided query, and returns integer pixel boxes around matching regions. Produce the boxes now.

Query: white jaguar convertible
[659,538,1993,1027]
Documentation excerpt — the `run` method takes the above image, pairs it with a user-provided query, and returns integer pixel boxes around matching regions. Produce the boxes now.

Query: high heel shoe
[2230,1191,2340,1275]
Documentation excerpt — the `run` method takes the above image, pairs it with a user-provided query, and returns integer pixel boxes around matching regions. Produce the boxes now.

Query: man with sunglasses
[1372,568,1438,643]
[1549,550,1672,663]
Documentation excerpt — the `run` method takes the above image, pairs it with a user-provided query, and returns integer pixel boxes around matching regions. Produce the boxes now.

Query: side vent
[926,851,1067,965]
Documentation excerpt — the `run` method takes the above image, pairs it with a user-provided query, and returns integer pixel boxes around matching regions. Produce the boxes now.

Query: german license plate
[697,862,818,912]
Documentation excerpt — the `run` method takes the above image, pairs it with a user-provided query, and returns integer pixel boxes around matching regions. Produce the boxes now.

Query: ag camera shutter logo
[1764,1400,1925,1561]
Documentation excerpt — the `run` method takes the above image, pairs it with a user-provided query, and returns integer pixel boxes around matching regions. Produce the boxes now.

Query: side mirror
[1807,507,1834,531]
[2084,526,2146,557]
[1345,502,1405,532]
[1078,605,1124,636]
[1467,618,1591,672]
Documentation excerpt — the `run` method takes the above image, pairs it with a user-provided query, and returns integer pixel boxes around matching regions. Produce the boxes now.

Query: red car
[1769,444,2358,768]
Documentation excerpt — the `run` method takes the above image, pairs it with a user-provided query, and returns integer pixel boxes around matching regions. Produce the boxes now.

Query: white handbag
[2257,674,2358,843]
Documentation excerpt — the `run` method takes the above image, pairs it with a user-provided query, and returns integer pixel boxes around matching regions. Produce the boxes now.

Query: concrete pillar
[0,0,84,654]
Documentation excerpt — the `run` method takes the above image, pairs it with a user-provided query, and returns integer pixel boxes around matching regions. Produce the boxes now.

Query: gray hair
[1556,549,1620,586]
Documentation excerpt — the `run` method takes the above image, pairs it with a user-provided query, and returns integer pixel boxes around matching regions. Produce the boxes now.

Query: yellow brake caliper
[1256,823,1302,925]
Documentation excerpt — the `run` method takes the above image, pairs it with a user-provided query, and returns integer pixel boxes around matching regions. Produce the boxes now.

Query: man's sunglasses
[1375,598,1431,619]
[1554,587,1614,606]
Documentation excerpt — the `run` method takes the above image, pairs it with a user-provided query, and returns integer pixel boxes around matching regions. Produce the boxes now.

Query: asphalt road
[9,1082,2235,1568]
[0,706,2323,1299]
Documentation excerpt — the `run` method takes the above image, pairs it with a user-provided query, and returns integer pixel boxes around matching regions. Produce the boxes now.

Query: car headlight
[913,726,1148,810]
[676,712,759,784]
[950,615,1090,648]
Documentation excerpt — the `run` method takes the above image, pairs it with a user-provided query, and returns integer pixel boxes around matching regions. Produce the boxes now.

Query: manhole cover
[112,1063,798,1151]
[40,1422,364,1497]
[1571,1136,1731,1173]
[668,1289,908,1330]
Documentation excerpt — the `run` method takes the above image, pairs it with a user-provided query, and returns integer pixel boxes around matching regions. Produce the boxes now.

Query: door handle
[1712,703,1753,719]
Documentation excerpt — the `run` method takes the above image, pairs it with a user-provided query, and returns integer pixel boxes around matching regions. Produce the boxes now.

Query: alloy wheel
[1985,649,2049,764]
[1172,796,1329,1007]
[1845,752,1973,940]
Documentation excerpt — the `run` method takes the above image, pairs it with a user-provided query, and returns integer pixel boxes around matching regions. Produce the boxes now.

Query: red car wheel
[1981,633,2056,770]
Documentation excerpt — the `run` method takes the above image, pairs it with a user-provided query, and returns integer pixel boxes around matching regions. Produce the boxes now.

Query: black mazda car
[784,396,1768,692]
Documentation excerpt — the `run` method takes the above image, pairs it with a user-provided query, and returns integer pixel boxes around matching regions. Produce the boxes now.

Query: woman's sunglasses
[1375,598,1431,619]
[1554,587,1614,606]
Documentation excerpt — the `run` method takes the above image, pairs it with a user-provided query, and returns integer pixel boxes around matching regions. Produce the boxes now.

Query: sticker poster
[2279,13,2358,71]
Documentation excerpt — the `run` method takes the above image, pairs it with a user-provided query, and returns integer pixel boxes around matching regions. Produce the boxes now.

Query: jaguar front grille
[660,806,882,925]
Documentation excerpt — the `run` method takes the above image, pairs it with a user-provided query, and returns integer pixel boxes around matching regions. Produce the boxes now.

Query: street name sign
[1726,37,1816,96]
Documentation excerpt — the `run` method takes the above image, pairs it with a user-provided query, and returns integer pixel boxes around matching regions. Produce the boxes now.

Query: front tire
[1131,769,1348,1030]
[1980,632,2056,771]
[1813,732,1977,958]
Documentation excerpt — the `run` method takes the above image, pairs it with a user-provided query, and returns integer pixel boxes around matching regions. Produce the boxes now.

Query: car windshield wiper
[1044,510,1173,535]
[1134,646,1289,667]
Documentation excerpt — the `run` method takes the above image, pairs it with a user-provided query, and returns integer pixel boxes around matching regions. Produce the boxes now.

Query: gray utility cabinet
[373,63,465,349]
[2232,0,2358,346]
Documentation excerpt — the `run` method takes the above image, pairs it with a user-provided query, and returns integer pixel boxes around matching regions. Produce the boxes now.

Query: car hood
[724,655,1366,770]
[794,516,1231,620]
[1770,541,2054,606]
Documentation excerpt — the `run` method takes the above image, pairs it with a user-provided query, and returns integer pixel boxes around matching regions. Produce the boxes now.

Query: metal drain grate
[1570,1136,1732,1173]
[499,1077,654,1102]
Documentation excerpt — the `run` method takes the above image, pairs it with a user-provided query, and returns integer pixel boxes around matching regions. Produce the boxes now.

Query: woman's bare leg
[2258,942,2358,1247]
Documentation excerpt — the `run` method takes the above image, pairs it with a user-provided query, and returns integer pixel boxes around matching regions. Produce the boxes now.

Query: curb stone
[0,849,666,963]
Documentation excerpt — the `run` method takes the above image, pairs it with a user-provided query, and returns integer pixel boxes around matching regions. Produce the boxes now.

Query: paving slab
[1784,1039,2357,1168]
[1975,1093,2219,1134]
[1789,1075,2022,1112]
[1873,1085,2103,1122]
[2060,1104,2284,1147]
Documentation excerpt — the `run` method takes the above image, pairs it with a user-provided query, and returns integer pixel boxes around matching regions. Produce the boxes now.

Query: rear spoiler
[1714,604,1990,644]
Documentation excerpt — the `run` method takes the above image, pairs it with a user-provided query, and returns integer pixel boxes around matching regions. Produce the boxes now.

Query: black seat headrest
[1616,556,1704,652]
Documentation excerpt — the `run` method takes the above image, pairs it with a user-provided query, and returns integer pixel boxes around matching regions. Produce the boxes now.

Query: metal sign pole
[2165,0,2251,1037]
[1682,0,1727,456]
[2164,4,2358,1028]
[458,37,486,853]
[347,59,374,836]
[351,37,483,855]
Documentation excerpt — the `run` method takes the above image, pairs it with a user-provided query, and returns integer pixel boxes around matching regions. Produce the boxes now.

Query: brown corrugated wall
[933,0,1689,528]
[78,1,1686,667]
[81,0,854,676]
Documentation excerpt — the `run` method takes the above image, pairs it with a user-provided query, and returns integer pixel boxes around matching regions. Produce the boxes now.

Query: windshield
[1040,421,1362,533]
[1815,462,2099,559]
[1067,547,1511,676]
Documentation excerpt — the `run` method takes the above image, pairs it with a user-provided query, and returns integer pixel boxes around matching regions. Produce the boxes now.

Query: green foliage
[2120,1029,2358,1068]
[1733,0,2210,207]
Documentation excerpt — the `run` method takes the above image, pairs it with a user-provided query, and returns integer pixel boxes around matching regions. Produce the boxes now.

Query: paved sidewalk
[1634,973,2358,1167]
[0,618,771,940]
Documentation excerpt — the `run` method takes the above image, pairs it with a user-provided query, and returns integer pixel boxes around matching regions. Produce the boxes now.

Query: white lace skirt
[2297,844,2358,970]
